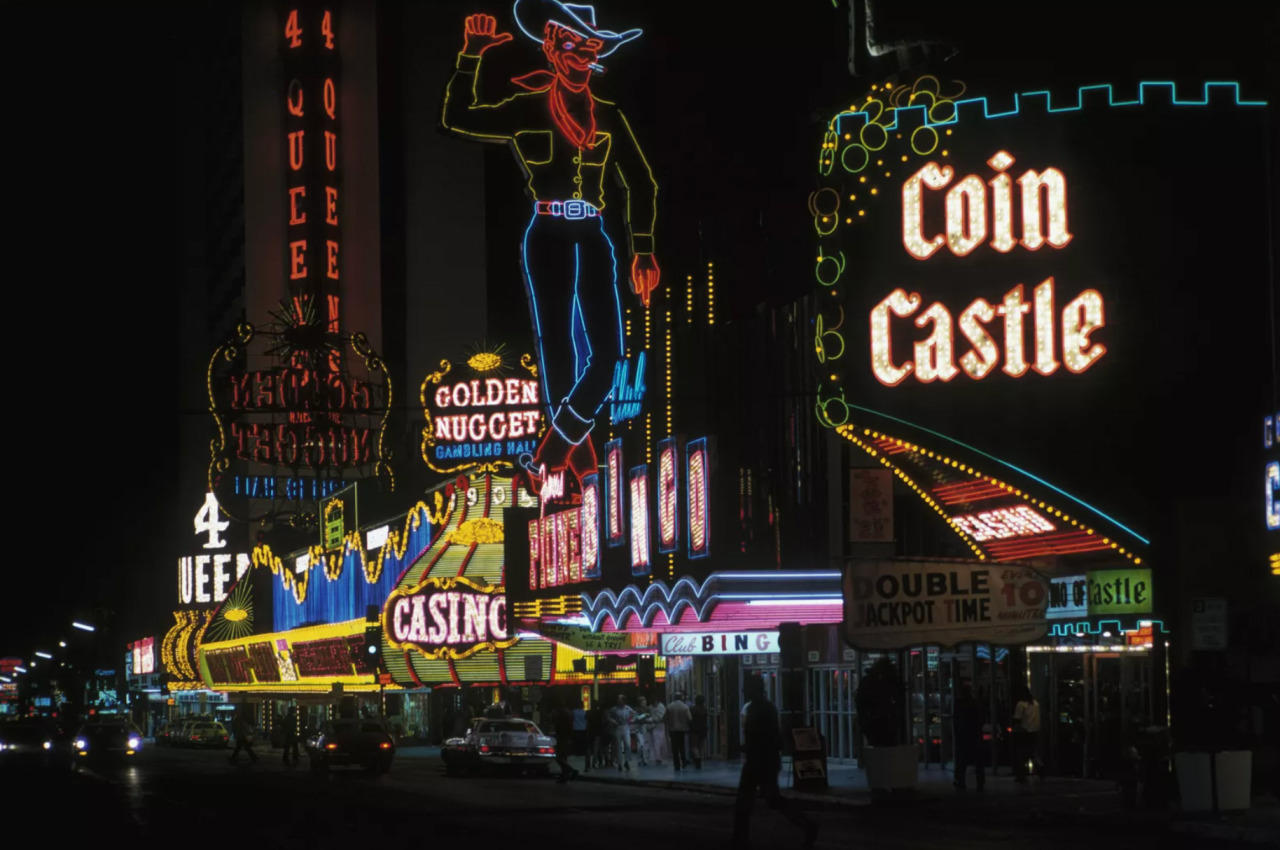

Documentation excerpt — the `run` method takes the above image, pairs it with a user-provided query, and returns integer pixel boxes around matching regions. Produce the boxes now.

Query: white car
[441,718,556,777]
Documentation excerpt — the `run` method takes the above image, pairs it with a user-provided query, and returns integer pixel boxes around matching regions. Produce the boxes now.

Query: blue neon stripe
[521,216,554,412]
[841,402,1149,545]
[833,81,1265,135]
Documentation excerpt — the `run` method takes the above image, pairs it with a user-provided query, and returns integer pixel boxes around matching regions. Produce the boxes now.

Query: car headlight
[43,741,51,750]
[128,737,141,750]
[0,742,7,751]
[74,738,87,750]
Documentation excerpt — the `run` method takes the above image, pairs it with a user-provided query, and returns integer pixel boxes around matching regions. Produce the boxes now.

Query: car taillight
[479,745,490,753]
[379,742,391,750]
[537,747,554,754]
[325,743,338,750]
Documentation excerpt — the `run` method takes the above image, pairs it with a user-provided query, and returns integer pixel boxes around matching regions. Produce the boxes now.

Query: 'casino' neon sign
[872,152,1106,387]
[951,505,1055,542]
[384,576,516,660]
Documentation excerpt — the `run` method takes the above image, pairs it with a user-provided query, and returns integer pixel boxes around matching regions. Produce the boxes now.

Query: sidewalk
[570,756,1280,844]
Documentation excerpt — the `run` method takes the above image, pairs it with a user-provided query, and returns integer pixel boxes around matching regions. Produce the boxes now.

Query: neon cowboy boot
[520,427,571,496]
[566,435,598,487]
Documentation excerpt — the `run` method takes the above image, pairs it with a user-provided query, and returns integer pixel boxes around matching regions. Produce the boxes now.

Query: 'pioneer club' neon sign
[872,151,1106,387]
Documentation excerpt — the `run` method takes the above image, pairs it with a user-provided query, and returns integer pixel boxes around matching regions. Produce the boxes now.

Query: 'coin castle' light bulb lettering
[873,154,1104,386]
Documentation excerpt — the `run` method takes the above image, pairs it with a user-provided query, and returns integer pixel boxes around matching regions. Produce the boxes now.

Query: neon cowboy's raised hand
[631,254,661,308]
[462,14,513,55]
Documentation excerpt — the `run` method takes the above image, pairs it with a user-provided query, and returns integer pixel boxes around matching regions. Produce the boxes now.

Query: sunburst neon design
[264,295,341,368]
[205,575,255,643]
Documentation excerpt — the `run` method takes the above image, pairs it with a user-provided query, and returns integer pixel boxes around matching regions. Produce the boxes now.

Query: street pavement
[7,741,1276,847]
[559,747,1280,845]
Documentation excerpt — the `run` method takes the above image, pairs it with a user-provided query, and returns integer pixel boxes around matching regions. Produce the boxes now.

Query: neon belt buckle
[563,200,586,219]
[546,201,563,217]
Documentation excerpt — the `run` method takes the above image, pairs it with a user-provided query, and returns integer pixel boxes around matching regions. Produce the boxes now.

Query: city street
[9,744,1225,848]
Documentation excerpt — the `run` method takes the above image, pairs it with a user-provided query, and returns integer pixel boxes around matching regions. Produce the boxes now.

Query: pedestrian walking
[571,700,589,772]
[587,701,606,769]
[1013,685,1042,782]
[552,699,579,783]
[635,696,652,766]
[607,694,635,771]
[281,705,301,766]
[228,707,258,764]
[731,674,817,850]
[951,681,985,791]
[690,694,708,769]
[665,692,691,771]
[648,697,669,765]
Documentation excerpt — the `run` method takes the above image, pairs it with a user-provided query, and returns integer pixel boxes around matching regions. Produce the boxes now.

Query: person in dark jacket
[731,675,817,849]
[690,694,708,769]
[281,705,300,766]
[952,681,985,791]
[552,699,579,783]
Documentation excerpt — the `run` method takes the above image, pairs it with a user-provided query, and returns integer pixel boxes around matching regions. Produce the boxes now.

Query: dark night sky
[1,2,1274,659]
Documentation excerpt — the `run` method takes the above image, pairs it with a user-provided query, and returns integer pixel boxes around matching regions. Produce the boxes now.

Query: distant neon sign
[1265,411,1279,532]
[630,465,651,574]
[606,439,624,547]
[687,437,710,558]
[581,473,601,579]
[951,505,1055,541]
[657,437,679,553]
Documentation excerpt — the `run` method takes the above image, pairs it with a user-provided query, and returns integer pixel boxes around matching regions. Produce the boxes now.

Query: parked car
[305,719,395,773]
[184,721,230,749]
[72,719,143,765]
[441,718,556,777]
[155,721,185,747]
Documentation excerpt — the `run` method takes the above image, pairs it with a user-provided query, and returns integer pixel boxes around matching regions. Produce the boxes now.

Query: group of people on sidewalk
[549,690,710,778]
[548,678,817,850]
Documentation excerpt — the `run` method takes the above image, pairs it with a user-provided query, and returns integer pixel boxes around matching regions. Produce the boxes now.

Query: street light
[72,622,95,632]
[34,652,52,659]
[59,641,66,648]
[14,666,26,674]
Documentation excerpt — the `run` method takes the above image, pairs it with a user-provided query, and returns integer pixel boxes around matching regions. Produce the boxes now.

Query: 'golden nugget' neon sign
[872,151,1106,386]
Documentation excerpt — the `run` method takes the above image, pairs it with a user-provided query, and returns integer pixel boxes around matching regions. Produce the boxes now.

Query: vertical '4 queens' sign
[283,3,343,369]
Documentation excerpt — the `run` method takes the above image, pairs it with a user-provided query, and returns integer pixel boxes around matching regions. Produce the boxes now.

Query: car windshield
[360,723,385,733]
[80,725,127,739]
[482,721,538,734]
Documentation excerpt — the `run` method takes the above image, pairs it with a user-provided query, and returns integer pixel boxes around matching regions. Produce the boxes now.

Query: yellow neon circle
[911,125,939,156]
[929,100,956,124]
[860,122,888,151]
[841,143,869,174]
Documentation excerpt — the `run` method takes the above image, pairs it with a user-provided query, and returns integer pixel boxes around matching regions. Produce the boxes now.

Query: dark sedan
[305,719,395,774]
[72,720,143,765]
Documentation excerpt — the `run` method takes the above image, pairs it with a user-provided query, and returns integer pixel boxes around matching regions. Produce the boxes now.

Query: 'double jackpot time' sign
[843,559,1049,649]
